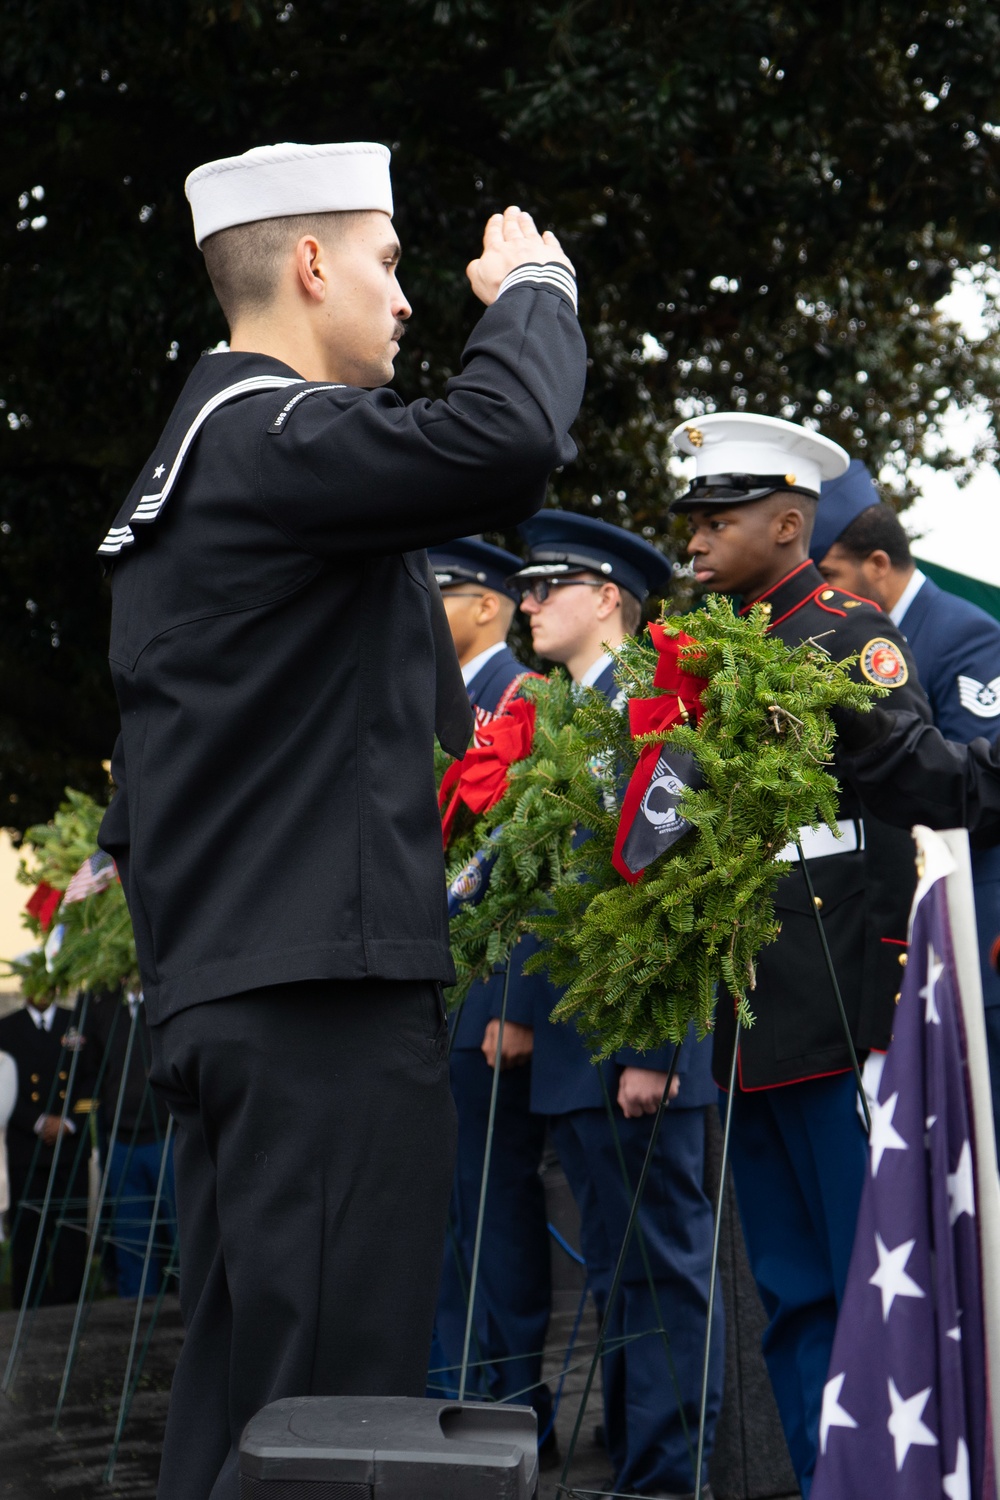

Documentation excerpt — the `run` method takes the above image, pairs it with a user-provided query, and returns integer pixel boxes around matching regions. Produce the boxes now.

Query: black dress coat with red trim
[712,560,933,1091]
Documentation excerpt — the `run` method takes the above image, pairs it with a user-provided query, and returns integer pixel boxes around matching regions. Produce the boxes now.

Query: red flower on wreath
[25,880,62,931]
[439,696,537,848]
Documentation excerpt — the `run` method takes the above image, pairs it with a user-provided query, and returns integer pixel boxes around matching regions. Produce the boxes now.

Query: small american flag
[811,862,995,1500]
[62,850,116,905]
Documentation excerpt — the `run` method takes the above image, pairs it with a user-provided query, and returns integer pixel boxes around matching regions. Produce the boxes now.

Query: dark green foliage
[3,2,1000,820]
[532,598,881,1055]
[446,672,579,1002]
[6,788,138,996]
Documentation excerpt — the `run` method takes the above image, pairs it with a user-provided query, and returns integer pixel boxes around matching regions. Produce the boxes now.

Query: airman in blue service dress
[509,511,725,1500]
[671,413,934,1498]
[811,461,1000,1156]
[97,140,587,1500]
[427,537,555,1446]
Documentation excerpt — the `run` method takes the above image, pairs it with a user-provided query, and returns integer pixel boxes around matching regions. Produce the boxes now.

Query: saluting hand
[466,205,575,307]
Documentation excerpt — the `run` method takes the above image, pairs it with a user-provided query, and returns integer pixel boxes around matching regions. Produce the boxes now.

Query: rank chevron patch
[957,673,1000,718]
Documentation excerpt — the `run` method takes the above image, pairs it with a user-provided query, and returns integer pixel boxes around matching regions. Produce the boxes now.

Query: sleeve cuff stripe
[497,263,578,313]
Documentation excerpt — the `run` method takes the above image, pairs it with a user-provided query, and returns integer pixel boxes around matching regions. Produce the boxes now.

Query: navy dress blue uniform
[428,540,553,1435]
[510,513,725,1499]
[97,257,587,1500]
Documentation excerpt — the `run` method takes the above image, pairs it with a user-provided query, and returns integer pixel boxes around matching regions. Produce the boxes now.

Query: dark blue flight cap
[809,460,881,565]
[511,510,673,603]
[428,536,524,603]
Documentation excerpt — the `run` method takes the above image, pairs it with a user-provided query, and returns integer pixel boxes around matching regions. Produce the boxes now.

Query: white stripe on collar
[579,652,614,688]
[889,567,926,629]
[462,640,508,686]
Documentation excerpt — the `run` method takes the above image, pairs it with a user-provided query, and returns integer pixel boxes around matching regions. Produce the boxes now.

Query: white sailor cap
[669,412,849,510]
[185,141,393,248]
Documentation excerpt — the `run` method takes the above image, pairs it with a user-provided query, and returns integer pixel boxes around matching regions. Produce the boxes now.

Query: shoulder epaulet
[812,584,880,618]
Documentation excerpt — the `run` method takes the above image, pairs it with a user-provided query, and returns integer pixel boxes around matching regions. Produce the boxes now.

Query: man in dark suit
[672,413,932,1497]
[811,461,1000,1152]
[428,536,556,1458]
[509,511,724,1500]
[0,994,90,1307]
[97,139,586,1500]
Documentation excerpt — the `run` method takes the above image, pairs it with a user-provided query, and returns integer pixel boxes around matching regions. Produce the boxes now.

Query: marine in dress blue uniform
[811,462,1000,1156]
[427,538,555,1447]
[673,415,933,1497]
[509,512,724,1500]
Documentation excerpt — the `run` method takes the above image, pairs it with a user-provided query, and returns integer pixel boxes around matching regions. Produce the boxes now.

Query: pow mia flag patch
[859,638,909,689]
[618,748,704,876]
[957,673,1000,718]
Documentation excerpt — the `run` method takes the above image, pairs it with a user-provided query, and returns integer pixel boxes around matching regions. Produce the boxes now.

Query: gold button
[894,992,902,1004]
[898,952,908,967]
[58,1090,66,1100]
[813,896,823,909]
[31,1091,40,1102]
[59,1071,67,1081]
[30,1073,39,1084]
[785,472,797,485]
[821,590,834,600]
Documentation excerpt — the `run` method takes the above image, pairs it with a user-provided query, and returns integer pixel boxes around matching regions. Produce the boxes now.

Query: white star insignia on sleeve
[887,1379,938,1471]
[819,1372,858,1454]
[957,674,1000,718]
[153,463,166,480]
[869,1233,926,1320]
[947,1140,976,1226]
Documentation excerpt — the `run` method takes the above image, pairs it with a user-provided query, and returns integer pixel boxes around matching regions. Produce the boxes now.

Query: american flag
[811,864,995,1500]
[62,850,116,905]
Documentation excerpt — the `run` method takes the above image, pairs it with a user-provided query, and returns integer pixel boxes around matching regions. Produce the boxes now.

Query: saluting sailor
[507,511,724,1500]
[811,461,1000,1156]
[427,535,557,1463]
[671,414,933,1498]
[97,140,586,1500]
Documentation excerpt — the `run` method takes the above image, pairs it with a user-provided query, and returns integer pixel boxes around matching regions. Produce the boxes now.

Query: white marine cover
[671,411,849,496]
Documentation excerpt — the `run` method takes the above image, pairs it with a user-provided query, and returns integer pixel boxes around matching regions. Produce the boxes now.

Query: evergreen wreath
[532,594,882,1055]
[443,594,880,1050]
[6,788,138,998]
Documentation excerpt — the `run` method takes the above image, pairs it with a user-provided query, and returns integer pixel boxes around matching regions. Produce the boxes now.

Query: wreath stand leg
[53,998,136,1426]
[598,1071,696,1478]
[458,952,512,1402]
[104,1113,175,1485]
[794,842,871,1135]
[2,991,91,1395]
[693,1017,741,1499]
[557,1042,682,1497]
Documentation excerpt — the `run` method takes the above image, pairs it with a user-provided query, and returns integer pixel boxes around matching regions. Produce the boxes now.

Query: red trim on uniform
[881,937,908,947]
[767,597,816,630]
[738,559,814,617]
[723,1042,852,1093]
[814,596,848,619]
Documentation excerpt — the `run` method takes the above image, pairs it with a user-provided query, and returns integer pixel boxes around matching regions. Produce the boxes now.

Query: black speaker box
[239,1395,539,1499]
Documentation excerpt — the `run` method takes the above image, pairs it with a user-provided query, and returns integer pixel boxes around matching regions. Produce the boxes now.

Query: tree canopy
[3,0,1000,827]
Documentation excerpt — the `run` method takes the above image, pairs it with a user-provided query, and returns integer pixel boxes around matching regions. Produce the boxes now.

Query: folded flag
[810,851,995,1500]
[63,850,117,905]
[612,623,708,883]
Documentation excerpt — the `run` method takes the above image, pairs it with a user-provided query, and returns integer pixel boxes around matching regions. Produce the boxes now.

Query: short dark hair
[201,210,368,328]
[834,504,912,570]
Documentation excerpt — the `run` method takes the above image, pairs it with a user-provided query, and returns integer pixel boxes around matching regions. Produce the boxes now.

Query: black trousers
[149,978,457,1500]
[6,1147,88,1308]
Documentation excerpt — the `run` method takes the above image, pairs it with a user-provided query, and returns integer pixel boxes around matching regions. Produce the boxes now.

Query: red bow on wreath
[611,624,709,884]
[439,696,537,848]
[25,880,62,931]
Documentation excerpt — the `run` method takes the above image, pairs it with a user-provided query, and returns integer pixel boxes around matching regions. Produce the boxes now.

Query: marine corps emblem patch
[859,638,909,688]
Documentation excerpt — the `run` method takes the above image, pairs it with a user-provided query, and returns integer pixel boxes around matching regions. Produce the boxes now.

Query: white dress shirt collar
[579,652,614,688]
[28,1001,58,1033]
[889,567,926,629]
[461,640,507,687]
